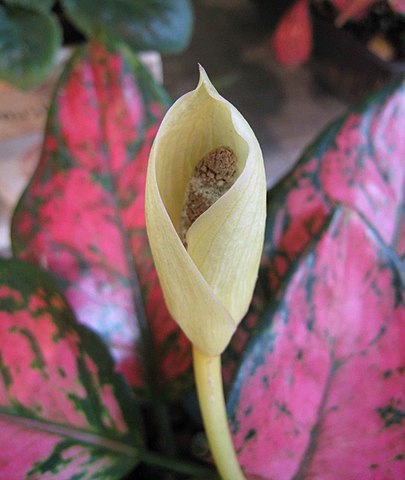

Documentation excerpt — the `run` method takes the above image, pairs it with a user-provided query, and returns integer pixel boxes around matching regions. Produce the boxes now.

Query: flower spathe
[145,67,266,356]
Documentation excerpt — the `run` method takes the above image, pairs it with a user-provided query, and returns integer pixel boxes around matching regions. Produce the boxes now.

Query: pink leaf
[331,0,377,19]
[332,0,375,26]
[228,208,405,479]
[272,0,312,68]
[224,79,405,386]
[0,258,141,478]
[389,0,405,14]
[11,43,191,394]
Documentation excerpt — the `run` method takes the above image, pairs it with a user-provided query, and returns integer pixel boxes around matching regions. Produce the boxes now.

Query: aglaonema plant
[2,18,405,479]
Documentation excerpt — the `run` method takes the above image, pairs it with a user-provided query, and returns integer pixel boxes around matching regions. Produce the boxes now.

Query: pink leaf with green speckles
[228,207,405,479]
[223,79,405,386]
[0,257,142,479]
[11,42,191,396]
[264,78,405,292]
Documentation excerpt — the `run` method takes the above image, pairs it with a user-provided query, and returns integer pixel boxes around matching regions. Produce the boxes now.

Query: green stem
[141,450,220,478]
[193,346,246,480]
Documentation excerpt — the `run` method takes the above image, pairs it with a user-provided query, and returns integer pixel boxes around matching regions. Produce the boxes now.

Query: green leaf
[0,257,143,478]
[0,5,61,89]
[61,0,193,54]
[2,0,55,12]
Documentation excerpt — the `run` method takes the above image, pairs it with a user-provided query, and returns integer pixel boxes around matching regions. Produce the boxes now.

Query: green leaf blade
[61,0,193,53]
[2,0,55,12]
[0,5,61,89]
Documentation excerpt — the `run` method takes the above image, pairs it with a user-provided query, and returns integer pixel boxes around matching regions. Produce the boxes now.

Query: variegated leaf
[223,78,405,385]
[228,207,405,479]
[0,257,142,479]
[11,42,192,396]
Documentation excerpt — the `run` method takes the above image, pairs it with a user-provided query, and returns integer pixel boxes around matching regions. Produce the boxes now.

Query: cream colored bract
[145,67,266,356]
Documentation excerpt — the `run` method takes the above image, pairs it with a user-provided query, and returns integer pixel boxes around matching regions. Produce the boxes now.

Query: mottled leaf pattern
[265,78,405,293]
[228,208,405,479]
[0,258,141,479]
[11,43,191,395]
[223,78,405,385]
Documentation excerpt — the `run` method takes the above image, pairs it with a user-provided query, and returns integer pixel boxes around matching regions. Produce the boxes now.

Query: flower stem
[192,346,246,480]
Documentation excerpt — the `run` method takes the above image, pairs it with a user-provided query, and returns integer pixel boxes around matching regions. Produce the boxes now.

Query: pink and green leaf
[223,78,405,385]
[264,77,405,289]
[11,42,192,396]
[228,207,405,479]
[0,257,142,478]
